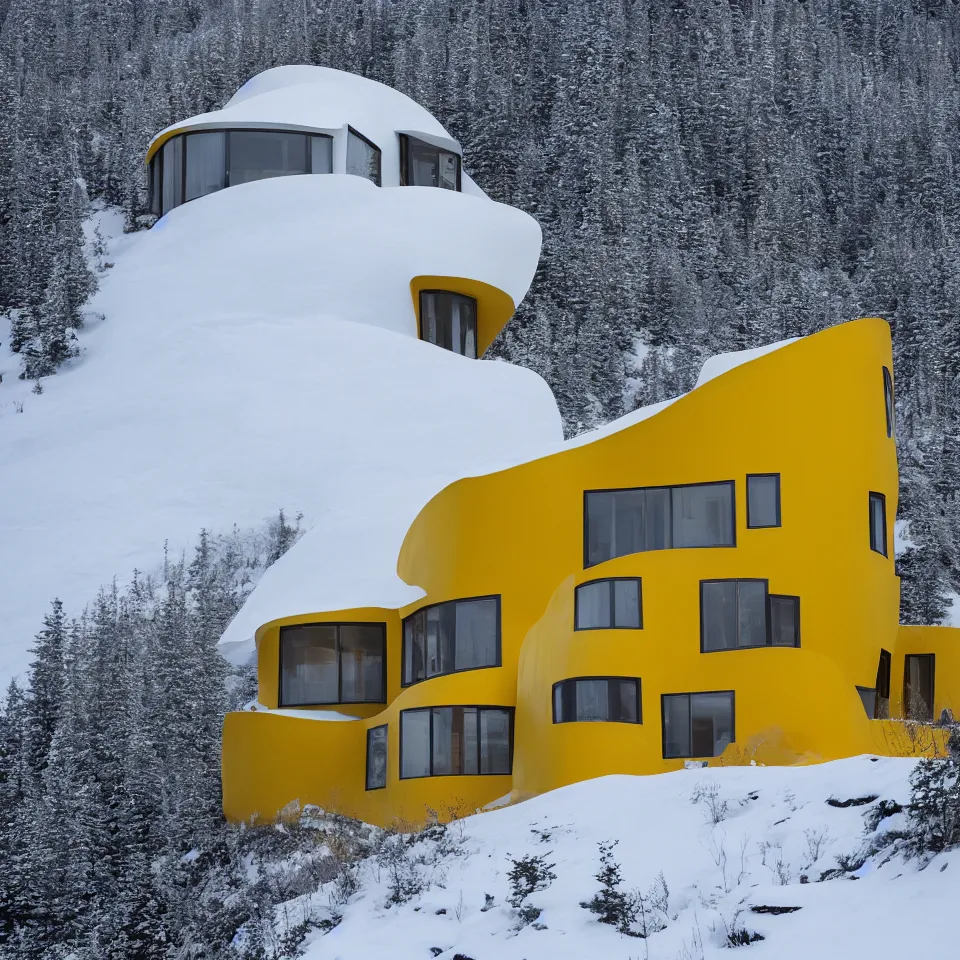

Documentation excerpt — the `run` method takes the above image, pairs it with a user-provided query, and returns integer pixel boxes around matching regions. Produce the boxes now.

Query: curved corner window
[400,706,512,778]
[402,596,499,686]
[279,622,386,706]
[585,481,735,567]
[662,691,735,758]
[869,492,887,556]
[346,127,381,185]
[400,134,461,190]
[419,291,477,358]
[366,724,388,790]
[553,678,641,724]
[883,367,895,438]
[575,578,642,629]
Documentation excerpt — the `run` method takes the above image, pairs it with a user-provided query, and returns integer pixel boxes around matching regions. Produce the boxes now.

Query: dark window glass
[747,474,781,528]
[229,130,308,185]
[402,597,499,685]
[400,707,513,778]
[346,128,381,184]
[857,686,877,719]
[279,622,385,706]
[161,136,183,214]
[875,649,892,718]
[701,580,768,651]
[904,654,935,721]
[662,692,735,758]
[419,292,478,358]
[401,134,460,190]
[585,482,734,566]
[769,595,800,647]
[185,131,226,201]
[149,156,162,215]
[365,724,388,790]
[869,492,887,556]
[883,367,895,439]
[310,135,333,174]
[553,678,641,724]
[575,579,642,629]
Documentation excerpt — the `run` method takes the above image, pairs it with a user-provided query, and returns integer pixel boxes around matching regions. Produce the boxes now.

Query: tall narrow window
[161,136,183,214]
[400,134,461,190]
[346,127,381,185]
[149,155,162,215]
[869,492,887,556]
[769,595,800,647]
[883,367,895,439]
[746,474,781,528]
[279,622,386,706]
[419,291,478,358]
[662,692,735,758]
[700,580,769,651]
[400,707,513,778]
[365,724,388,790]
[575,579,642,629]
[585,482,735,566]
[310,135,333,174]
[185,132,226,201]
[875,649,892,719]
[904,654,935,721]
[856,686,877,719]
[553,678,641,723]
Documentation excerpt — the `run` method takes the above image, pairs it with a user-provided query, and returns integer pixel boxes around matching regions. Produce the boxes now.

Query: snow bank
[695,337,799,387]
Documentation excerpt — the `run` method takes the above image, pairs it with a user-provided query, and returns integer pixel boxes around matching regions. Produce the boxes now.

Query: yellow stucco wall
[221,318,960,828]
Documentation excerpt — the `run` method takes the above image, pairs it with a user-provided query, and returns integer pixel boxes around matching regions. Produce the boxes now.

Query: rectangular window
[346,127,381,185]
[185,131,226,201]
[904,654,935,721]
[310,135,333,174]
[575,579,642,629]
[883,367,895,438]
[419,291,478,358]
[747,474,781,528]
[228,130,309,186]
[161,136,183,214]
[875,649,892,719]
[700,580,769,651]
[279,622,386,706]
[400,707,513,778]
[585,482,734,566]
[869,492,887,556]
[662,691,735,758]
[553,678,641,724]
[149,155,162,215]
[400,134,461,190]
[769,595,800,647]
[402,597,499,686]
[365,724,388,790]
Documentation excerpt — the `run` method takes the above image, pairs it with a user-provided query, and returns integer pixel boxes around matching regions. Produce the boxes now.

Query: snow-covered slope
[286,757,953,960]
[0,178,561,683]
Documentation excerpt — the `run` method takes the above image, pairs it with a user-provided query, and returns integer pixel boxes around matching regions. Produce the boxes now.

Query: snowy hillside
[259,758,953,960]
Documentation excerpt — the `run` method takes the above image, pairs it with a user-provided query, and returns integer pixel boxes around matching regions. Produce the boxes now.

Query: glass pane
[453,296,477,358]
[748,475,779,528]
[701,581,738,651]
[161,136,183,214]
[884,368,894,438]
[613,580,641,628]
[346,129,380,184]
[553,684,564,722]
[618,680,639,722]
[366,725,387,789]
[403,612,426,684]
[439,151,458,190]
[691,693,734,757]
[463,708,479,775]
[454,598,498,670]
[311,135,333,174]
[870,496,886,555]
[576,581,611,629]
[614,488,670,556]
[185,132,225,201]
[409,138,440,187]
[672,483,734,547]
[663,694,691,758]
[576,679,610,722]
[585,492,615,566]
[480,709,511,774]
[421,292,440,346]
[737,581,768,647]
[770,596,799,647]
[150,156,162,215]
[432,707,454,775]
[280,624,338,705]
[905,655,934,721]
[401,710,431,778]
[229,130,308,185]
[340,624,384,701]
[857,687,876,719]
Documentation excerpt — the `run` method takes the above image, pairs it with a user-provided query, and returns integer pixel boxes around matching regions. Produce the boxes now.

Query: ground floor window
[553,677,641,723]
[904,654,935,721]
[662,691,735,758]
[366,724,388,790]
[399,706,512,778]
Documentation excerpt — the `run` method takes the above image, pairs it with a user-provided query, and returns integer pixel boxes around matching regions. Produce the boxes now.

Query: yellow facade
[221,317,960,828]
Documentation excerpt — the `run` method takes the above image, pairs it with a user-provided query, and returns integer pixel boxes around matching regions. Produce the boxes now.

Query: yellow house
[222,316,960,828]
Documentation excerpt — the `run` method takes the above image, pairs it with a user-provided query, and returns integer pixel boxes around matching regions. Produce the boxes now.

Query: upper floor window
[746,474,781,528]
[400,134,461,190]
[869,492,887,556]
[575,578,642,629]
[400,706,512,778]
[701,580,800,651]
[419,291,477,358]
[553,677,641,724]
[279,622,386,706]
[402,596,500,686]
[366,724,388,790]
[585,481,735,567]
[346,127,381,185]
[904,653,935,721]
[883,367,895,438]
[662,691,735,758]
